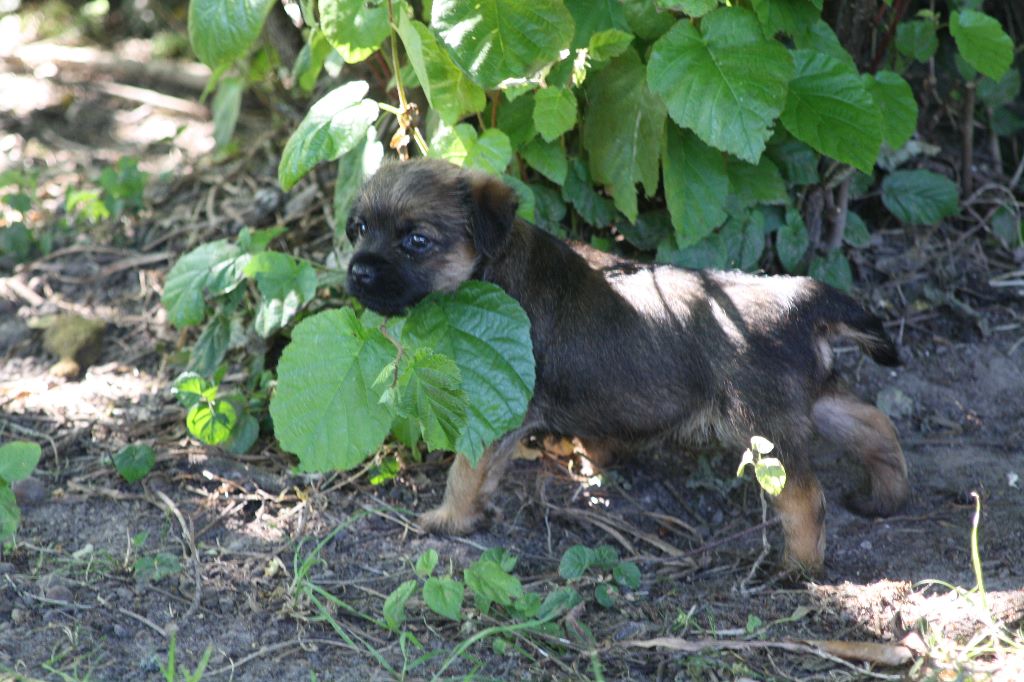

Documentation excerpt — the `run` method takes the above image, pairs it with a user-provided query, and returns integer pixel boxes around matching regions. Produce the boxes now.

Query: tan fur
[432,242,478,293]
[771,474,827,571]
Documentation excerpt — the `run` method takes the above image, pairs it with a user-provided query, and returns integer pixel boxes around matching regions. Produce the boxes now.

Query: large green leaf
[864,71,917,149]
[795,20,855,70]
[657,0,719,19]
[0,441,42,483]
[808,249,852,291]
[750,0,819,40]
[521,138,568,184]
[949,10,1013,81]
[396,14,486,125]
[212,76,245,149]
[464,559,523,612]
[584,49,666,222]
[662,124,728,248]
[402,282,534,463]
[497,92,537,148]
[533,88,578,142]
[562,158,615,226]
[880,170,959,226]
[780,49,882,173]
[0,486,20,541]
[727,156,787,207]
[894,20,938,63]
[278,81,379,191]
[162,240,244,329]
[564,0,629,48]
[463,129,514,176]
[319,0,389,64]
[334,127,384,237]
[270,308,395,471]
[243,252,318,337]
[775,208,809,272]
[188,0,275,68]
[621,0,675,40]
[648,8,793,164]
[431,0,574,90]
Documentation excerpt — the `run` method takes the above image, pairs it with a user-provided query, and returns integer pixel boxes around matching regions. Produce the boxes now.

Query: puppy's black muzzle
[347,252,429,316]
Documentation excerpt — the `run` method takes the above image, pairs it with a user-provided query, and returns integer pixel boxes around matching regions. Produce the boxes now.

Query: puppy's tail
[820,288,900,366]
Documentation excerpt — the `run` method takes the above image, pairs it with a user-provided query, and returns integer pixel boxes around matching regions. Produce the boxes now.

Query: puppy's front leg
[418,430,525,535]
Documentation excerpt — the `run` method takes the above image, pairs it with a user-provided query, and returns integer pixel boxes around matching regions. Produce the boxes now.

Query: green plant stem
[970,491,987,611]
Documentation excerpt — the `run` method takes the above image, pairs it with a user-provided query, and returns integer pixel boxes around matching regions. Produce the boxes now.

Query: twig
[962,80,976,196]
[118,607,168,638]
[154,489,203,626]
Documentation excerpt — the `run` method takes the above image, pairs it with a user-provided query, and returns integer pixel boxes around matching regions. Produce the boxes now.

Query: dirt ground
[2,24,1024,682]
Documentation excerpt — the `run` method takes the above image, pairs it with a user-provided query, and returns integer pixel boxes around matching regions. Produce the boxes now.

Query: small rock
[218,595,234,614]
[46,585,74,603]
[11,608,26,625]
[113,623,129,638]
[12,476,47,507]
[613,621,646,641]
[876,387,914,420]
[860,540,873,551]
[43,609,64,623]
[114,587,133,602]
[0,562,15,575]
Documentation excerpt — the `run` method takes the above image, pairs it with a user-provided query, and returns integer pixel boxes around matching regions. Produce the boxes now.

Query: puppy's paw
[843,487,908,518]
[418,505,484,536]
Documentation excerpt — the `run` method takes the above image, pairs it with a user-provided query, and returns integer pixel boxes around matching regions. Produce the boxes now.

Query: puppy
[345,158,908,572]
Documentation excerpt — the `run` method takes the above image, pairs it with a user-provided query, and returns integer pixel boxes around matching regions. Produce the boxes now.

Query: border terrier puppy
[346,158,908,572]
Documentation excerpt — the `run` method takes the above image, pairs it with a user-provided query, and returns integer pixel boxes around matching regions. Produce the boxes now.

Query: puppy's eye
[402,233,431,253]
[357,221,368,236]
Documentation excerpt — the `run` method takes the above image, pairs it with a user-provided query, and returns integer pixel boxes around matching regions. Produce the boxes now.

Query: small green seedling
[0,440,43,546]
[114,444,156,483]
[737,436,787,496]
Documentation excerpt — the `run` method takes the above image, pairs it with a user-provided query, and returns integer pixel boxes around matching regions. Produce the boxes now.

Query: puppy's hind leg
[418,429,526,535]
[769,459,827,574]
[812,391,908,517]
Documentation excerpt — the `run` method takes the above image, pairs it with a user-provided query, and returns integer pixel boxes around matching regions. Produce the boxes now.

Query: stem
[385,0,408,111]
[869,0,910,74]
[962,79,976,196]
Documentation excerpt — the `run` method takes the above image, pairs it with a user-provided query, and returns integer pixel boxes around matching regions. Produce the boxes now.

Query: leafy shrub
[168,1,1019,466]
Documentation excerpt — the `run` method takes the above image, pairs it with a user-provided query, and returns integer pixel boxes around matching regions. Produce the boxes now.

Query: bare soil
[2,28,1023,682]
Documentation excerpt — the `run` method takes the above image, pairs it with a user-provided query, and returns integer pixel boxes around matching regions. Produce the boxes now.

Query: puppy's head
[345,158,518,315]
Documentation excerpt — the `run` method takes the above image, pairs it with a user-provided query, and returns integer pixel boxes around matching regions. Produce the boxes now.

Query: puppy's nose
[349,261,377,288]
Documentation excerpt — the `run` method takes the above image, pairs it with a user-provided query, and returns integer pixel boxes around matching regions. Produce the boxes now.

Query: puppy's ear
[463,171,518,259]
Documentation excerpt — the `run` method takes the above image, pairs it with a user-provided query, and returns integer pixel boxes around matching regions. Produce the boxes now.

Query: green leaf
[565,0,629,48]
[521,138,568,184]
[423,577,464,621]
[584,49,666,222]
[396,14,486,125]
[753,456,787,495]
[766,135,819,185]
[808,249,853,291]
[212,76,244,149]
[594,582,618,608]
[538,586,582,620]
[223,413,260,455]
[720,210,765,270]
[319,0,389,64]
[431,0,574,90]
[588,29,634,62]
[383,579,417,632]
[727,156,787,207]
[278,81,379,191]
[402,282,535,463]
[172,372,215,409]
[497,92,537,148]
[0,486,19,542]
[294,28,332,92]
[532,183,568,235]
[657,0,719,19]
[657,233,728,270]
[533,88,578,142]
[621,0,675,40]
[648,8,793,164]
[270,308,396,471]
[559,545,594,580]
[750,435,775,455]
[503,174,536,222]
[663,125,728,248]
[334,127,384,238]
[776,208,809,272]
[617,210,672,250]
[895,19,938,62]
[162,241,244,329]
[186,400,237,446]
[395,349,468,453]
[978,69,1021,109]
[113,444,155,484]
[188,0,275,68]
[415,549,439,578]
[464,559,523,611]
[0,441,42,482]
[591,545,619,569]
[613,561,641,590]
[751,0,819,40]
[949,10,1013,81]
[463,129,513,176]
[133,552,181,584]
[780,50,882,173]
[843,211,870,248]
[243,252,319,337]
[562,158,615,226]
[865,71,918,149]
[880,170,959,225]
[480,547,518,572]
[794,20,855,70]
[189,313,232,378]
